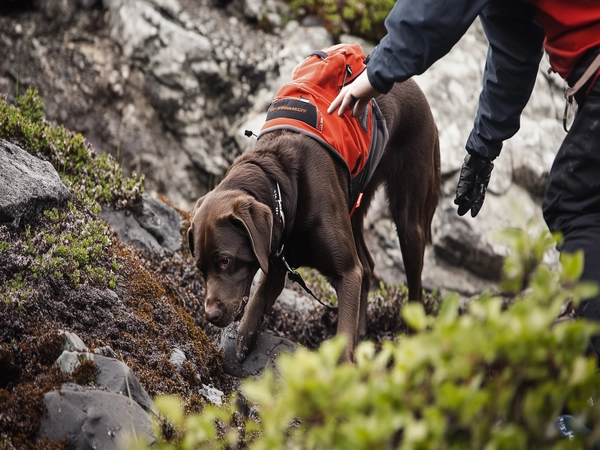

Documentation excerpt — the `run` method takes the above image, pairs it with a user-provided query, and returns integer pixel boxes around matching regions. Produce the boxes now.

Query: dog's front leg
[333,265,363,363]
[237,266,287,362]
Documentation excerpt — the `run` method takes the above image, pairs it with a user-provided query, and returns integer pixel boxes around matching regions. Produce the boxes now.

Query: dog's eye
[220,257,230,268]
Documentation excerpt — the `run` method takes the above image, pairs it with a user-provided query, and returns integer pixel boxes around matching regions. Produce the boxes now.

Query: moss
[72,359,98,386]
[0,328,71,450]
[285,0,395,41]
[0,88,144,210]
[0,203,119,305]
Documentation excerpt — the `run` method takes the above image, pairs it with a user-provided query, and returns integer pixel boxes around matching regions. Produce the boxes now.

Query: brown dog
[188,80,440,363]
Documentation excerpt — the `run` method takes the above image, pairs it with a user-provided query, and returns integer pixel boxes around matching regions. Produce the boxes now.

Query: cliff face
[1,0,282,209]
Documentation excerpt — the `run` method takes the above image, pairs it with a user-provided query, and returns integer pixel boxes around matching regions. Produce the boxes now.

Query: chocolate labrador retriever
[188,80,440,363]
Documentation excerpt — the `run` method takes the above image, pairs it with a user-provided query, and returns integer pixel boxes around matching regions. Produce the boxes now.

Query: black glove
[454,153,494,218]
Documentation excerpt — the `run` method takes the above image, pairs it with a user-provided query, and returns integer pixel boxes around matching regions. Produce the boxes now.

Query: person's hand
[454,153,494,217]
[327,69,381,117]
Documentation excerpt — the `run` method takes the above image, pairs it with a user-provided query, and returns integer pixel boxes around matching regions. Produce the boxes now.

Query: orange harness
[259,44,389,213]
[260,74,373,177]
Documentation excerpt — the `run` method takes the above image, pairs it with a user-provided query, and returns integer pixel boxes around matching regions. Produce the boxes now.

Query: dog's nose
[205,308,222,323]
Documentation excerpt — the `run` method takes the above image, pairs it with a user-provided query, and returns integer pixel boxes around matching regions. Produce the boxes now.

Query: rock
[0,139,71,228]
[200,384,224,406]
[134,193,183,253]
[219,323,297,378]
[39,383,154,449]
[99,207,164,254]
[104,0,281,205]
[99,194,182,255]
[168,347,186,369]
[55,351,157,414]
[59,330,89,353]
[34,0,80,24]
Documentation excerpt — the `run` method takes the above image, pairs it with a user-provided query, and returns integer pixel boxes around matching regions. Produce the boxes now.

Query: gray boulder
[39,383,154,449]
[219,323,297,378]
[99,193,182,255]
[0,139,70,228]
[56,350,157,415]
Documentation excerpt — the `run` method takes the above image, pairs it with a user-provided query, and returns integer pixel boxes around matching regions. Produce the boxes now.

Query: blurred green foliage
[139,223,600,449]
[286,0,395,41]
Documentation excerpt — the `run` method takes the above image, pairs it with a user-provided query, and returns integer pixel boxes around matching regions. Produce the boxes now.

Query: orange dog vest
[259,44,389,212]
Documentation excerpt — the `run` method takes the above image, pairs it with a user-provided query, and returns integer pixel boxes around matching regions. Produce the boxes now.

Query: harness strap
[279,252,337,310]
[565,53,600,99]
[563,53,600,132]
[270,179,338,311]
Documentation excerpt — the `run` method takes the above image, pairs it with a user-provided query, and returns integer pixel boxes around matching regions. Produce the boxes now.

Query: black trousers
[542,49,600,352]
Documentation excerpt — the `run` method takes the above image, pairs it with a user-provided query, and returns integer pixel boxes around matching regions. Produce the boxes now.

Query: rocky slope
[0,0,567,298]
[0,0,571,447]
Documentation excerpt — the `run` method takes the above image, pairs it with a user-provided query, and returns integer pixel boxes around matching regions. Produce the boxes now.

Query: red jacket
[529,0,600,79]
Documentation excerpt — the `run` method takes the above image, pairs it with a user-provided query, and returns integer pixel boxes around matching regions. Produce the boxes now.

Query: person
[328,0,600,352]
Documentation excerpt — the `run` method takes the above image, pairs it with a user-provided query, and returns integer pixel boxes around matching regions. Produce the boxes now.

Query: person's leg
[543,77,600,351]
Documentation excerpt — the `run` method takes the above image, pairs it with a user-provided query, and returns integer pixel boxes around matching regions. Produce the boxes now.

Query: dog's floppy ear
[231,198,273,275]
[188,196,205,258]
[187,227,195,257]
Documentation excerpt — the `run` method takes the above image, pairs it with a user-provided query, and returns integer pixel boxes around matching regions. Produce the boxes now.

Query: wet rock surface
[219,323,298,378]
[39,383,155,449]
[99,193,183,255]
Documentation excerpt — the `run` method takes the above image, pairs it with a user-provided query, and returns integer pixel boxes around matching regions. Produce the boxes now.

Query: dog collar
[271,180,285,233]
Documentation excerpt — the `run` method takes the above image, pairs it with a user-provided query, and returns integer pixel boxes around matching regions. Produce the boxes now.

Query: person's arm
[367,0,492,94]
[329,0,491,117]
[466,1,545,160]
[454,0,545,217]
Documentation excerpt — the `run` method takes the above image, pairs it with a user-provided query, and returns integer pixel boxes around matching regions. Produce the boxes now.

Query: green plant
[286,0,395,41]
[0,203,119,303]
[0,88,143,209]
[144,222,600,449]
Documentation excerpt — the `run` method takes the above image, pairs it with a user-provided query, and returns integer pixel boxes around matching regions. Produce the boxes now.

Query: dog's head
[188,190,273,327]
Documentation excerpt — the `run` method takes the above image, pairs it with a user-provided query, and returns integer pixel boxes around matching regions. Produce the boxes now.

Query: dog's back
[349,80,441,335]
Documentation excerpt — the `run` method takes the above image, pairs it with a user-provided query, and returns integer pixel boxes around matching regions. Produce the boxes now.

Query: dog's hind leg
[237,266,287,362]
[330,263,363,363]
[351,191,378,339]
[393,218,426,301]
[384,144,439,302]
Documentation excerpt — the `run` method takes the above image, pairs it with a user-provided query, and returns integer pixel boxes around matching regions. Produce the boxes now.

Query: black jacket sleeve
[466,2,545,160]
[366,0,491,94]
[366,0,545,161]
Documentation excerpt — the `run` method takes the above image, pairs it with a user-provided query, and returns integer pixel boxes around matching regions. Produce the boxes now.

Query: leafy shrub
[286,0,395,41]
[140,223,600,449]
